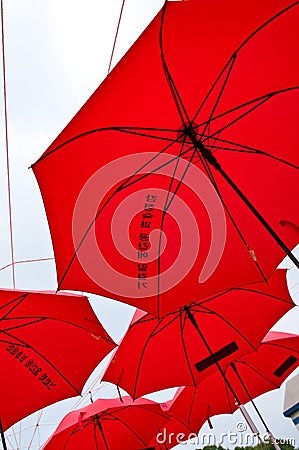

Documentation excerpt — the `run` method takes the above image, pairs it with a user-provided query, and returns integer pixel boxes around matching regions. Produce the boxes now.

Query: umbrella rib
[159,1,191,127]
[215,163,299,269]
[132,317,170,398]
[157,142,196,317]
[234,359,281,389]
[203,93,273,143]
[179,310,197,387]
[2,330,82,395]
[199,287,293,308]
[0,293,29,318]
[236,1,299,55]
[200,55,237,139]
[201,87,299,145]
[1,316,115,345]
[100,408,158,447]
[94,415,108,450]
[191,303,256,352]
[192,1,299,123]
[223,366,235,414]
[194,148,268,281]
[32,125,179,165]
[210,142,299,171]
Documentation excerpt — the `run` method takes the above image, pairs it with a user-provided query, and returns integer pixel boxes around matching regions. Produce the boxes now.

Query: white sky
[0,1,298,449]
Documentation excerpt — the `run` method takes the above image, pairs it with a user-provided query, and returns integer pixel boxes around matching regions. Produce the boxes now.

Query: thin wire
[1,0,15,288]
[107,0,125,74]
[0,257,54,273]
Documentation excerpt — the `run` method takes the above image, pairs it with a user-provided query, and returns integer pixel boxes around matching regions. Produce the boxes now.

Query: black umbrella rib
[101,410,150,447]
[159,1,191,128]
[95,415,109,450]
[201,287,293,308]
[223,366,236,414]
[31,126,178,165]
[203,93,274,143]
[1,317,45,333]
[211,144,299,170]
[195,87,299,144]
[191,303,256,352]
[2,330,82,395]
[0,293,29,319]
[179,310,197,387]
[131,314,175,398]
[192,1,299,124]
[200,55,237,139]
[157,143,196,317]
[234,359,281,389]
[194,147,268,281]
[1,316,115,345]
[236,1,299,55]
[56,135,184,291]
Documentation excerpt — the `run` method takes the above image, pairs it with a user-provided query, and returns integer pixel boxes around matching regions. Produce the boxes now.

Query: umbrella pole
[184,306,263,443]
[215,164,299,270]
[0,418,8,450]
[230,362,281,450]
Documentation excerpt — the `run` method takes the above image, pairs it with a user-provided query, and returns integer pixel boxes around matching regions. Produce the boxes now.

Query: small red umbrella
[32,0,299,318]
[0,289,115,431]
[167,331,299,432]
[102,270,294,399]
[42,396,169,450]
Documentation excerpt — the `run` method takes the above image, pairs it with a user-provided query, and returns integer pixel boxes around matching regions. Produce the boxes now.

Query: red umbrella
[32,0,299,318]
[166,331,299,432]
[0,289,115,431]
[102,270,294,399]
[42,396,169,450]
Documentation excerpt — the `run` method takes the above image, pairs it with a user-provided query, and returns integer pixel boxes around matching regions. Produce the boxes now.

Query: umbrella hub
[182,125,221,169]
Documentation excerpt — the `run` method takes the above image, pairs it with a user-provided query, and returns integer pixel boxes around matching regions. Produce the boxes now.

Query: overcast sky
[0,1,298,449]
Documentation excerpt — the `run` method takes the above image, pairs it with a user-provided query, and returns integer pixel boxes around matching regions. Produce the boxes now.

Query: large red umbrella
[42,396,169,450]
[102,270,294,399]
[166,331,299,432]
[32,0,299,317]
[0,289,115,431]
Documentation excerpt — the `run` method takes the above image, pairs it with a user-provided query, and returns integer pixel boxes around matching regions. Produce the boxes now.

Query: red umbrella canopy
[0,289,115,431]
[32,0,299,317]
[102,270,294,399]
[167,331,299,431]
[42,396,169,450]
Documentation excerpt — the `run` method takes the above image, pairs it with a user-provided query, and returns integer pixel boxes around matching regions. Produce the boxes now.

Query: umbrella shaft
[216,165,299,269]
[0,418,8,450]
[184,306,241,403]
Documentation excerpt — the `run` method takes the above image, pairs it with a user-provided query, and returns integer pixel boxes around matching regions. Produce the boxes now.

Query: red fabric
[33,0,299,316]
[42,396,169,450]
[102,270,294,398]
[0,289,115,430]
[167,331,299,431]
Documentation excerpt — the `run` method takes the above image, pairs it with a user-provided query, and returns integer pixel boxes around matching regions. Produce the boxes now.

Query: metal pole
[0,418,8,450]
